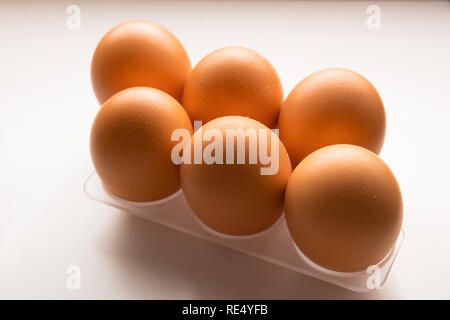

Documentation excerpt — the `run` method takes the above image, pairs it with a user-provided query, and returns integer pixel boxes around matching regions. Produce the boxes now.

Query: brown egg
[182,47,283,128]
[180,116,292,236]
[91,20,191,104]
[90,87,193,202]
[285,144,403,272]
[279,68,386,167]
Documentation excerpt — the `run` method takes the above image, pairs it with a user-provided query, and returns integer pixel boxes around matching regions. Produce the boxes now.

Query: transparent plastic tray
[84,172,404,292]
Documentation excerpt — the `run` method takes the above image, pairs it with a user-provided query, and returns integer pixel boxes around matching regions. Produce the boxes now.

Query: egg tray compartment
[84,172,404,293]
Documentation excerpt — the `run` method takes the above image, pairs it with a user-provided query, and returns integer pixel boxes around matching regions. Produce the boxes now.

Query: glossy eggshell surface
[91,20,191,104]
[285,144,403,273]
[90,87,193,202]
[180,116,292,236]
[182,47,283,128]
[279,68,386,167]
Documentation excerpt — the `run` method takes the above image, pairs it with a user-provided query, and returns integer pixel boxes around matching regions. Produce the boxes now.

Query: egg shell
[182,47,283,128]
[285,144,403,273]
[90,87,193,202]
[91,20,191,104]
[180,116,292,236]
[279,68,386,167]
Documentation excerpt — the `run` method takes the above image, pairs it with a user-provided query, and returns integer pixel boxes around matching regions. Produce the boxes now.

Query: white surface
[1,0,450,299]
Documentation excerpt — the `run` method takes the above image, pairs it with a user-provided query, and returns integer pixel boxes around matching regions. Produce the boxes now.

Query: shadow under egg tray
[84,172,404,292]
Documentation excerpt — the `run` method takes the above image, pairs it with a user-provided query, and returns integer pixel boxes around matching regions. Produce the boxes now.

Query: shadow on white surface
[97,210,398,299]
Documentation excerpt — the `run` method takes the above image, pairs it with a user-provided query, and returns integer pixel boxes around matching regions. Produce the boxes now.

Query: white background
[1,0,449,299]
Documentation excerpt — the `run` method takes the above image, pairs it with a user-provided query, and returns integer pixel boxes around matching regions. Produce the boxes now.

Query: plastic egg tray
[84,172,404,292]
